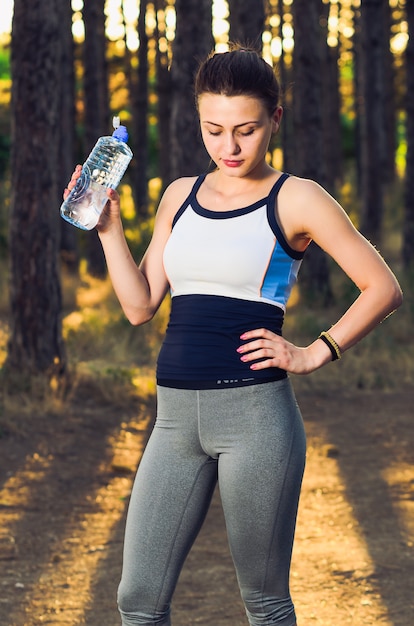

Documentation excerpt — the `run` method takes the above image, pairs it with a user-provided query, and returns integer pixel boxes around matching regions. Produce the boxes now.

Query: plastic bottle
[60,117,133,230]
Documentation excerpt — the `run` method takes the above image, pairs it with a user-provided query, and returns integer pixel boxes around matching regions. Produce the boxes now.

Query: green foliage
[396,111,407,177]
[0,45,10,80]
[0,45,11,260]
[340,113,356,160]
[63,305,163,368]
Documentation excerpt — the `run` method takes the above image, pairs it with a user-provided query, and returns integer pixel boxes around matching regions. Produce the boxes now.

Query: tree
[154,0,173,189]
[320,0,343,193]
[403,0,414,267]
[228,0,265,50]
[276,0,294,173]
[291,0,332,305]
[6,0,66,385]
[383,0,397,184]
[351,3,362,193]
[59,0,79,275]
[82,0,109,278]
[358,0,387,244]
[130,0,150,217]
[169,0,214,180]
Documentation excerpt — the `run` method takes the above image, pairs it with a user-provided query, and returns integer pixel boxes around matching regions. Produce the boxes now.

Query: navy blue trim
[182,173,292,221]
[172,173,305,262]
[191,193,271,220]
[172,174,207,228]
[267,173,304,261]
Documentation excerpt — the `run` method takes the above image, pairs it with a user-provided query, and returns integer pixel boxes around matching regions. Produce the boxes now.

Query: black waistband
[157,371,287,390]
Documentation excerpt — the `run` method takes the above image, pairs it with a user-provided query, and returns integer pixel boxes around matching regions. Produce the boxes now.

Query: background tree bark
[358,0,387,244]
[291,0,332,305]
[169,0,214,180]
[228,0,265,50]
[403,0,414,267]
[383,0,397,184]
[82,0,109,278]
[6,0,66,383]
[276,0,293,173]
[154,0,173,190]
[321,0,343,194]
[130,0,149,217]
[351,4,362,194]
[59,0,79,275]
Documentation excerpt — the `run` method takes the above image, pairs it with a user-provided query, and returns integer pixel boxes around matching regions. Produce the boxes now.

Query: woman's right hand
[96,187,121,233]
[63,165,121,233]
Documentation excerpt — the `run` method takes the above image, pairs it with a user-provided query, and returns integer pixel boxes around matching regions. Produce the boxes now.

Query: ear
[271,106,283,133]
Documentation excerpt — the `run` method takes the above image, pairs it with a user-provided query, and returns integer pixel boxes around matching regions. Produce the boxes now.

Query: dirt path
[1,387,413,626]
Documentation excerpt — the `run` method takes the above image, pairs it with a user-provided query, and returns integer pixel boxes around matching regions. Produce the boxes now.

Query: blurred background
[0,0,413,408]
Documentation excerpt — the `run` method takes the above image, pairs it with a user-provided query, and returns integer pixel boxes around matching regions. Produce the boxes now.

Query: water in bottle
[60,117,133,230]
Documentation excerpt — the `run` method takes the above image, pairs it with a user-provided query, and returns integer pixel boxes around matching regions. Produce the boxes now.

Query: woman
[65,47,402,626]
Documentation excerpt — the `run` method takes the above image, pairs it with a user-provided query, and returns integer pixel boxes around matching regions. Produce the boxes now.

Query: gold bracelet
[318,331,342,361]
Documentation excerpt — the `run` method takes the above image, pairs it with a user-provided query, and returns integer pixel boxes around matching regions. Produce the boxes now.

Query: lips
[222,159,243,168]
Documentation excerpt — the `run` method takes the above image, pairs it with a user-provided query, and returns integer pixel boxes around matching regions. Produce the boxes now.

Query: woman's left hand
[237,328,327,375]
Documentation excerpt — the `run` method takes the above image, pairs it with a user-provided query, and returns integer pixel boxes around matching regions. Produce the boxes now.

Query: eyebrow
[202,120,259,128]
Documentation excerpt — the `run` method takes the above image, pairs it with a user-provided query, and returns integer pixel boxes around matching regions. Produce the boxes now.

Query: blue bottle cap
[112,125,129,143]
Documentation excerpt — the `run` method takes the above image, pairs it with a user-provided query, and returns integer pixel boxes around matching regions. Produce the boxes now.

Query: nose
[224,132,241,155]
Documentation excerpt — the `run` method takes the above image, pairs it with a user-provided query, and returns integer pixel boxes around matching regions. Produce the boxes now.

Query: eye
[239,128,255,137]
[208,130,222,136]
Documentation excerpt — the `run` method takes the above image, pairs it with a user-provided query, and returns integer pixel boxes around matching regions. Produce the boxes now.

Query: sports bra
[157,172,305,389]
[163,172,303,311]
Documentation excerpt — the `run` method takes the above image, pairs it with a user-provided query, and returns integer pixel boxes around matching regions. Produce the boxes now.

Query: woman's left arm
[238,178,403,374]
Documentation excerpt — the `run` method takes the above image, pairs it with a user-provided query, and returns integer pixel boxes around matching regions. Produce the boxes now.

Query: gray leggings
[118,378,306,626]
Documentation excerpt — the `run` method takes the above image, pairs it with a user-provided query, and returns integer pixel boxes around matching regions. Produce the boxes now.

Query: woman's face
[198,93,282,178]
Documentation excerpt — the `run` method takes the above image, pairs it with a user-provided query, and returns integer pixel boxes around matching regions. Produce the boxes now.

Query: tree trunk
[358,0,387,245]
[383,0,397,184]
[130,0,149,217]
[6,0,66,384]
[228,0,265,51]
[351,5,362,194]
[321,1,343,194]
[59,0,79,275]
[291,0,332,305]
[169,0,214,180]
[82,0,109,278]
[154,0,173,190]
[403,0,414,267]
[277,0,293,173]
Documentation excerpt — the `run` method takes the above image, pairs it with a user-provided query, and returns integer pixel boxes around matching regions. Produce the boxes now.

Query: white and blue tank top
[157,172,304,389]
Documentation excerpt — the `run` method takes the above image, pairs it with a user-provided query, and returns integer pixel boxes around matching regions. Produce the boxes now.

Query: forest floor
[0,383,413,626]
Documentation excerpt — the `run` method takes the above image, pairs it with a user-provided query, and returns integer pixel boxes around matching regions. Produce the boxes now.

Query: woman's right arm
[97,188,172,325]
[63,170,194,326]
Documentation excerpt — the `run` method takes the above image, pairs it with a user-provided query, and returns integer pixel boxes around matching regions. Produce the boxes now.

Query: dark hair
[194,45,280,116]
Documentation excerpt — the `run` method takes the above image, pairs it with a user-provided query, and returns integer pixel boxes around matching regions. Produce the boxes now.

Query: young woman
[65,47,402,626]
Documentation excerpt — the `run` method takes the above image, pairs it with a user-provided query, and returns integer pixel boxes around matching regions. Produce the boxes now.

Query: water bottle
[60,117,133,230]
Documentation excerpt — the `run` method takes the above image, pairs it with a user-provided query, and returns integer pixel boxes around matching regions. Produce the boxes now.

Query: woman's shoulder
[156,176,200,221]
[283,174,324,195]
[164,175,201,199]
[276,174,343,250]
[280,174,338,215]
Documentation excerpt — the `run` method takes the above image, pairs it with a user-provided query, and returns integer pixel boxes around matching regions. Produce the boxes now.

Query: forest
[0,3,414,626]
[0,0,413,396]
